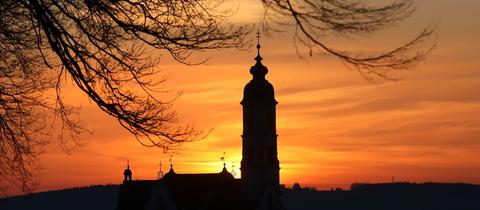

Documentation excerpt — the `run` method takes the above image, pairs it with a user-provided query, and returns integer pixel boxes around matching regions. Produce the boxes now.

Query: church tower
[241,31,280,201]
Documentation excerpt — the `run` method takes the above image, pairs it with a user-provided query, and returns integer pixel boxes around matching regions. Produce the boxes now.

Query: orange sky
[30,0,480,193]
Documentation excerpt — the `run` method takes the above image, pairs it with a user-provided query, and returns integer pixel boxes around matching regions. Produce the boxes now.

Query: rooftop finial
[220,152,226,169]
[256,30,261,49]
[127,160,130,169]
[255,29,263,62]
[165,153,176,175]
[157,161,164,179]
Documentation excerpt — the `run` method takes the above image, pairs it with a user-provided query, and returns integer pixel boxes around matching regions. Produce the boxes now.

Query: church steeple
[241,31,280,201]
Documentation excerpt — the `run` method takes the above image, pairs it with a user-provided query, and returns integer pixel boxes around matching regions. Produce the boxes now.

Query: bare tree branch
[260,0,436,80]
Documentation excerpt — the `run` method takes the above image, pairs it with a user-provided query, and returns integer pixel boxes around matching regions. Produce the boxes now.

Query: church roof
[117,170,259,210]
[161,169,257,210]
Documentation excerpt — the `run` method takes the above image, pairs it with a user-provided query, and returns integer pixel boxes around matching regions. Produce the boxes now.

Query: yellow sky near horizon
[22,0,480,195]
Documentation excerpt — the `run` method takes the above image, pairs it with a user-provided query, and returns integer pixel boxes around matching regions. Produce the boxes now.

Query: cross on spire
[255,29,262,61]
[256,29,261,46]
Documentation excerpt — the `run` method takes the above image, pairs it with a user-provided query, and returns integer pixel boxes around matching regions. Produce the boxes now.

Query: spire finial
[127,160,130,169]
[255,29,263,62]
[249,28,268,77]
[256,29,261,49]
[157,161,164,179]
[220,152,226,168]
[169,154,173,169]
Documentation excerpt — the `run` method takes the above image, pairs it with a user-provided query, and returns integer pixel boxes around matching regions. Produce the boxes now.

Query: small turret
[123,161,132,184]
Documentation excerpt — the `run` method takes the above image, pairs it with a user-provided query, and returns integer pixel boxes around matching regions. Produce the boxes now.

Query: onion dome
[241,30,277,105]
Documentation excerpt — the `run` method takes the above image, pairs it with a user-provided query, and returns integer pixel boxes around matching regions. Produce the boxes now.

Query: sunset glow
[34,0,480,194]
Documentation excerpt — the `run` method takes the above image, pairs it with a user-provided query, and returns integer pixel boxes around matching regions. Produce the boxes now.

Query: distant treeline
[350,182,480,191]
[282,182,480,210]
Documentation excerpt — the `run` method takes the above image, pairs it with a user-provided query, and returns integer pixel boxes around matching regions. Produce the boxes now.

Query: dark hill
[2,182,480,210]
[0,185,119,210]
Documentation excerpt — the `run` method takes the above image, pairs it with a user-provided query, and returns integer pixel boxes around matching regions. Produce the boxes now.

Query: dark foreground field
[1,183,479,210]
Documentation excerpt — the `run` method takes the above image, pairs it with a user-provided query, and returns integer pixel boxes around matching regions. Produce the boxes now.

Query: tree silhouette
[0,0,248,193]
[260,0,435,80]
[0,0,434,193]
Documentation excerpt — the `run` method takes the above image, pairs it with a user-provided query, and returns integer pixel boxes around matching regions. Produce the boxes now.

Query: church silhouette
[116,33,285,210]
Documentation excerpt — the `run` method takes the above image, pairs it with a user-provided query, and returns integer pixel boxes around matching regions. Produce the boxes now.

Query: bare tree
[0,0,249,194]
[260,0,435,80]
